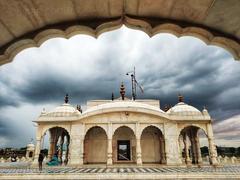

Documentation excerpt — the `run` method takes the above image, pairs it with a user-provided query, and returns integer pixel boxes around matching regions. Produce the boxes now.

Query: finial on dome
[41,108,46,114]
[120,82,125,100]
[202,106,209,116]
[164,104,170,112]
[65,94,69,103]
[111,92,114,101]
[178,93,184,102]
[77,105,82,113]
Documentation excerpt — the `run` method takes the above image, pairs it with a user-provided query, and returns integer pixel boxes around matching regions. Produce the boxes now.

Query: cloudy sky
[0,26,240,148]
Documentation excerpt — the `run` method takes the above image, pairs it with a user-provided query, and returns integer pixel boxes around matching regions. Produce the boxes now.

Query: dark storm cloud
[0,115,18,138]
[0,95,19,108]
[0,84,20,109]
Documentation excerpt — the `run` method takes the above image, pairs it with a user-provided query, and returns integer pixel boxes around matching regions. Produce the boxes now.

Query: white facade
[33,95,218,166]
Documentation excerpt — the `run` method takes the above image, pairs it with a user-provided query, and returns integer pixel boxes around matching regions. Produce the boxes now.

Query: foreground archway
[141,126,166,164]
[0,0,239,65]
[84,126,108,164]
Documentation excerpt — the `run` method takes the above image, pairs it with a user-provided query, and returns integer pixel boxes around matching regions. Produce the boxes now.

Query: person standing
[38,151,44,171]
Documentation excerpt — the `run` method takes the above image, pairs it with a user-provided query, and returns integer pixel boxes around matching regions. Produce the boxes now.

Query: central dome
[83,100,164,115]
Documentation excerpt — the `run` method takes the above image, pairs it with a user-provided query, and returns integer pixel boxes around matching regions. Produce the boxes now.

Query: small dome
[167,102,201,116]
[43,103,81,117]
[27,143,35,148]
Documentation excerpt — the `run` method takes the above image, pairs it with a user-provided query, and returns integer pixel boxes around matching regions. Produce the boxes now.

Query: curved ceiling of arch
[0,0,239,65]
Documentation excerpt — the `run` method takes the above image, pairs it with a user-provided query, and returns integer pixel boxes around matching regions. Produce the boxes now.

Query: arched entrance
[113,126,136,163]
[84,126,107,164]
[141,126,166,164]
[41,126,70,165]
[179,125,210,165]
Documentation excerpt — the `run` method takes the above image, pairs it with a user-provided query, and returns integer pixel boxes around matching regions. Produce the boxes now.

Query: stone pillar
[80,135,84,165]
[59,135,64,163]
[190,137,197,164]
[160,137,166,164]
[107,138,113,165]
[207,123,218,165]
[65,136,70,165]
[208,137,218,165]
[136,138,142,165]
[69,124,84,166]
[183,134,191,165]
[48,137,54,161]
[195,137,203,164]
[48,129,58,160]
[135,123,142,165]
[33,137,41,165]
[164,123,182,165]
[107,123,113,165]
[178,136,183,163]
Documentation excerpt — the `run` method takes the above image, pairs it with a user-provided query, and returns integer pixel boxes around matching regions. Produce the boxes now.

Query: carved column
[79,134,84,165]
[190,137,197,164]
[183,134,191,165]
[195,137,203,164]
[48,136,54,161]
[160,137,166,164]
[135,123,142,165]
[178,136,182,163]
[107,138,113,165]
[207,123,218,165]
[33,137,41,164]
[136,138,142,165]
[107,123,113,165]
[59,135,64,164]
[208,137,218,165]
[65,135,70,165]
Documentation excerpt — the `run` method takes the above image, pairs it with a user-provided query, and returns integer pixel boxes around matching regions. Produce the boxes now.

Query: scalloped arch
[41,125,70,138]
[0,17,239,66]
[84,125,108,138]
[178,124,208,138]
[140,124,164,138]
[113,125,136,137]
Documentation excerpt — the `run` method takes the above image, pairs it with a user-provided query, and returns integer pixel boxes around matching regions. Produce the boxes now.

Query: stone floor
[0,165,239,179]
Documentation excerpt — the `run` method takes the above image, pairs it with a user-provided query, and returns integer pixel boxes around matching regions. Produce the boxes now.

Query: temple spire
[65,94,69,103]
[178,93,184,102]
[120,82,125,100]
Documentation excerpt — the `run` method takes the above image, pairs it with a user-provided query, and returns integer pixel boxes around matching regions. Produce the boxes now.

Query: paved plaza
[0,165,239,179]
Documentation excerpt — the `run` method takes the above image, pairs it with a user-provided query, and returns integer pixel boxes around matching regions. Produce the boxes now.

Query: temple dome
[42,103,81,117]
[167,102,202,116]
[83,100,165,115]
[27,143,35,148]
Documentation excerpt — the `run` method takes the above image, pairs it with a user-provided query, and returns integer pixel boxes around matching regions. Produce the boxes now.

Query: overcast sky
[0,26,240,148]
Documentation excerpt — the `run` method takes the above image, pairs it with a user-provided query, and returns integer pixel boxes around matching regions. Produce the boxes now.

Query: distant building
[33,84,218,166]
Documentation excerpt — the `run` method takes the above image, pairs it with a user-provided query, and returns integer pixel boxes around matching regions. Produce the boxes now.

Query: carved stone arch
[41,124,71,138]
[84,124,108,138]
[112,124,136,137]
[139,124,164,138]
[178,124,208,138]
